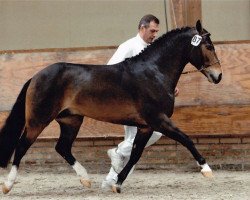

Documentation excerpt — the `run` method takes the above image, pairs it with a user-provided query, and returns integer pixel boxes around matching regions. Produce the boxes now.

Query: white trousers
[105,125,162,182]
[116,126,162,157]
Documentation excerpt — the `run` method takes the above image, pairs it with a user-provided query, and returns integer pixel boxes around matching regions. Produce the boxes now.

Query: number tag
[191,35,202,46]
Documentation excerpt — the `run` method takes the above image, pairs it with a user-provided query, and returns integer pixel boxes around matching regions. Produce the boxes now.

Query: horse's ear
[196,20,203,34]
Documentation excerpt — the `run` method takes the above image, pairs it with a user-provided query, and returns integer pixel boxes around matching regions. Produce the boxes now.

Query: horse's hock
[0,43,249,173]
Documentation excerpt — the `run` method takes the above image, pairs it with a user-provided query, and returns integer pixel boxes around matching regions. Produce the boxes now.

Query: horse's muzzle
[211,73,222,84]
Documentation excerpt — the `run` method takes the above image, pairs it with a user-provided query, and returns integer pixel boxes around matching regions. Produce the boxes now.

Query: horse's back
[25,62,142,126]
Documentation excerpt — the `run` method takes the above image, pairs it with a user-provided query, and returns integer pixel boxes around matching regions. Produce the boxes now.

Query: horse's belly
[72,101,144,125]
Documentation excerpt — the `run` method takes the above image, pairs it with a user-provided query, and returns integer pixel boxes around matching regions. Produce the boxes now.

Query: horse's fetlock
[198,158,206,165]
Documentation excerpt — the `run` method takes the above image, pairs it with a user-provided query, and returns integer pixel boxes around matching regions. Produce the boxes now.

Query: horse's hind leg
[2,125,47,194]
[55,112,91,188]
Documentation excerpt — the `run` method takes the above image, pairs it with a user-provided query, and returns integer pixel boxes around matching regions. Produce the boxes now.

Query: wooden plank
[1,104,249,138]
[172,105,250,135]
[186,0,202,26]
[169,0,201,28]
[169,0,186,28]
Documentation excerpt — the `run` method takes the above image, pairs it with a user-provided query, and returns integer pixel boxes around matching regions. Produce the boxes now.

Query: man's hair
[138,14,160,29]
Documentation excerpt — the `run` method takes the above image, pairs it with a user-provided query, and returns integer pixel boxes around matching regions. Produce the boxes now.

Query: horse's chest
[141,90,174,118]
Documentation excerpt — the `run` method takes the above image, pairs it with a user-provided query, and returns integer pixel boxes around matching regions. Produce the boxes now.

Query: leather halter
[182,33,220,75]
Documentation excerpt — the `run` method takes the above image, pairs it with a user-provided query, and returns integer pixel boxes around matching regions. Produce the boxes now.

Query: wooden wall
[0,42,250,138]
[169,0,202,28]
[16,135,250,173]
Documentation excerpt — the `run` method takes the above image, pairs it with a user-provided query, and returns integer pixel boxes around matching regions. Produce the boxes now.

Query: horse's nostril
[218,73,222,81]
[219,73,222,79]
[214,73,222,84]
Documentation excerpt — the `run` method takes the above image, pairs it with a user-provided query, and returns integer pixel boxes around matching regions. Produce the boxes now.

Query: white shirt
[107,33,148,65]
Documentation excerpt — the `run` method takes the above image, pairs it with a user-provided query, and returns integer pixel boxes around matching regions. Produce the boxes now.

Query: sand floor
[0,168,249,200]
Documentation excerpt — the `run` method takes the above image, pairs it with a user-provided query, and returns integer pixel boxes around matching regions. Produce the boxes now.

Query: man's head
[138,14,160,44]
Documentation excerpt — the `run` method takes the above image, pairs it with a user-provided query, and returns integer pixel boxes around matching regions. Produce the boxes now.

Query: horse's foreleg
[155,114,213,177]
[55,114,91,188]
[112,128,153,193]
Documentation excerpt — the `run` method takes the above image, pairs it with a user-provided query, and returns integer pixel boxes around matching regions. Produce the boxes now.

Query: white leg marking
[3,165,18,193]
[200,163,212,173]
[197,162,213,178]
[72,161,89,180]
[72,161,91,188]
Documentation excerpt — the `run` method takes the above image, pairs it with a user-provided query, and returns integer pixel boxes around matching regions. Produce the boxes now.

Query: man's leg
[146,131,162,147]
[102,126,162,189]
[101,167,118,190]
[111,126,162,172]
[109,126,137,173]
[102,126,135,190]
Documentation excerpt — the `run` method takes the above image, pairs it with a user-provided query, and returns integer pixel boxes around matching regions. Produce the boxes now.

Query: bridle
[182,60,220,74]
[182,32,220,75]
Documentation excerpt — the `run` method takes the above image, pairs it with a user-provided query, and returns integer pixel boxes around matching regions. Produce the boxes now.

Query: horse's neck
[151,33,193,89]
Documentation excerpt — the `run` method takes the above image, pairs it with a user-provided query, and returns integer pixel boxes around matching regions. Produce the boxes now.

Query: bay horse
[0,20,222,194]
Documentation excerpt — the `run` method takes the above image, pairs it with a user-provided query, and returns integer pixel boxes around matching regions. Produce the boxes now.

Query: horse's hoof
[112,184,121,193]
[80,179,91,188]
[201,170,214,178]
[2,184,10,194]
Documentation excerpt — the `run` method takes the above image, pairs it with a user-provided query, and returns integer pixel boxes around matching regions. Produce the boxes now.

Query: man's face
[141,21,159,44]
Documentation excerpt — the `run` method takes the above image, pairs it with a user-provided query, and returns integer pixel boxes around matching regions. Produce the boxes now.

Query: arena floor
[0,168,249,200]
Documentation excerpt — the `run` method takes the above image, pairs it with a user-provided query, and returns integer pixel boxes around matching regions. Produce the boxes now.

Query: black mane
[125,26,195,62]
[150,26,194,47]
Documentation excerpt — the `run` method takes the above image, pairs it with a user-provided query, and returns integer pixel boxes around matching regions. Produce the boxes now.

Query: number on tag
[191,35,202,46]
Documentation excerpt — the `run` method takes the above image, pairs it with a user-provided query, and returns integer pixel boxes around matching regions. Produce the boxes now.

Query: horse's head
[189,20,222,84]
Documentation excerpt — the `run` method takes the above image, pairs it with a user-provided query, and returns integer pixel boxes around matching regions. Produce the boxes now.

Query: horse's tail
[0,79,31,168]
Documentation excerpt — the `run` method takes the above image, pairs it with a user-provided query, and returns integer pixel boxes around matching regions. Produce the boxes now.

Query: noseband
[182,59,220,75]
[182,33,220,75]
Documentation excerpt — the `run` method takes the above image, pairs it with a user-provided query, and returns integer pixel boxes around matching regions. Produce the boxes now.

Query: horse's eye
[205,44,214,51]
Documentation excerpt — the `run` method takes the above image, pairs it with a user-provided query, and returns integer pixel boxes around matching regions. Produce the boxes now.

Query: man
[102,14,179,190]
